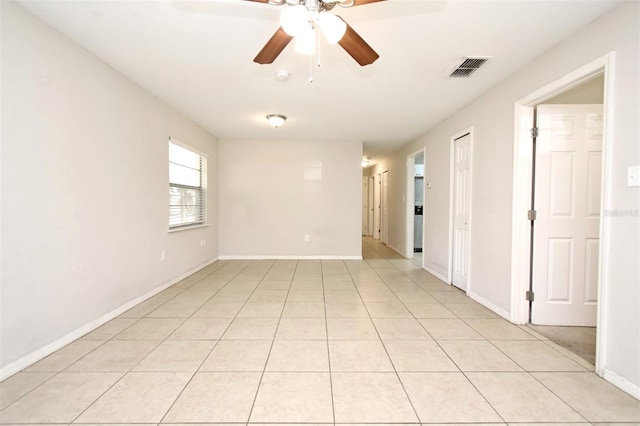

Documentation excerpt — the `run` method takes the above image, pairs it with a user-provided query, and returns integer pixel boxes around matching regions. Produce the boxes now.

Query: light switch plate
[628,165,640,187]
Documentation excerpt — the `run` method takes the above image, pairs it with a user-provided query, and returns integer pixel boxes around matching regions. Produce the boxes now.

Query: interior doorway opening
[527,75,604,366]
[511,55,612,374]
[406,150,425,263]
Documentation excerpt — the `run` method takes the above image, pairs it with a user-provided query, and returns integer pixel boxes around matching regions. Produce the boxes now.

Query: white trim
[510,103,536,325]
[168,136,209,159]
[423,265,449,283]
[510,53,615,376]
[448,127,474,289]
[168,223,210,233]
[0,256,219,381]
[387,244,405,258]
[219,255,363,260]
[468,291,511,321]
[406,155,416,258]
[602,368,640,400]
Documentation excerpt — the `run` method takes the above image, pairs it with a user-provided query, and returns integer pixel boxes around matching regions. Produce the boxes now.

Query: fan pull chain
[308,53,314,83]
[316,26,322,69]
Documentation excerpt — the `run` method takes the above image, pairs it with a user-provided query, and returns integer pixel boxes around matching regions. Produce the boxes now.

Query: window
[169,139,207,229]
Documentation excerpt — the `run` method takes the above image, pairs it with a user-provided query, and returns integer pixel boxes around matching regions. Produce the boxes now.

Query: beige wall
[371,2,639,394]
[1,2,219,377]
[544,74,604,104]
[218,139,362,258]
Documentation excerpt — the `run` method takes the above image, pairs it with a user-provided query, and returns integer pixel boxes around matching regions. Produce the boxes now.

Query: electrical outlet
[161,250,166,261]
[200,239,206,247]
[304,235,310,242]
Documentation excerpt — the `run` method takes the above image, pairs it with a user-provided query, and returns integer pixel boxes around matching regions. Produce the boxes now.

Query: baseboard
[423,265,449,283]
[603,368,640,400]
[219,255,362,260]
[387,244,409,258]
[0,256,219,381]
[467,291,511,321]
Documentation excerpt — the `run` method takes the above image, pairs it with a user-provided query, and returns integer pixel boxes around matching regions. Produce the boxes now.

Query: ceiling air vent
[449,57,489,78]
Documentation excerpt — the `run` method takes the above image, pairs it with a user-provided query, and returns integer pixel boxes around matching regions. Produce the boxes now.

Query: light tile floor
[1,237,639,425]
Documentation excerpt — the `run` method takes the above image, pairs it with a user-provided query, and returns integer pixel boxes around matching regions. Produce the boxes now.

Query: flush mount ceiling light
[361,157,371,167]
[267,114,287,127]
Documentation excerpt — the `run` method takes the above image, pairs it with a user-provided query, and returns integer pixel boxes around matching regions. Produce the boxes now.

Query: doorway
[406,149,425,261]
[527,77,604,365]
[511,55,612,374]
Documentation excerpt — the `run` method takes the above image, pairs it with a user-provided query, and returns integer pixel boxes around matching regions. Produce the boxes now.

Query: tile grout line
[342,257,421,424]
[135,259,261,425]
[0,261,231,416]
[244,260,297,424]
[359,238,508,424]
[364,237,595,423]
[320,260,337,425]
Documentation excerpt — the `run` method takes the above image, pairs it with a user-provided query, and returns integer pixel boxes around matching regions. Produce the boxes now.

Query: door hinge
[528,210,537,221]
[530,127,539,138]
[526,290,535,302]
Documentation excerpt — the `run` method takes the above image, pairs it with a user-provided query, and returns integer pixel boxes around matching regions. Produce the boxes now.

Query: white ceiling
[18,0,619,160]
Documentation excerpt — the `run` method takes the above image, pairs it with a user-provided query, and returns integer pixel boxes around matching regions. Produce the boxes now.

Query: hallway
[1,237,638,424]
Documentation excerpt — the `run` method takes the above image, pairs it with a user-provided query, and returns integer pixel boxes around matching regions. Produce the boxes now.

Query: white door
[532,104,602,326]
[381,171,389,244]
[373,174,381,240]
[452,133,472,291]
[362,177,368,235]
[368,176,374,236]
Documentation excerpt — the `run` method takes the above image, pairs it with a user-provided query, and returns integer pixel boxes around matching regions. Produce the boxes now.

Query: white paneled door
[381,171,389,244]
[362,177,368,235]
[452,133,472,291]
[368,176,375,236]
[373,174,381,240]
[532,104,602,326]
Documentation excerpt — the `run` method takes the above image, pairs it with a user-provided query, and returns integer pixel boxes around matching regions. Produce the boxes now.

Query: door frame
[406,149,426,259]
[448,127,474,290]
[510,52,614,376]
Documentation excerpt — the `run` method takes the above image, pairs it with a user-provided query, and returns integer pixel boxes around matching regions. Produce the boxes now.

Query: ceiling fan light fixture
[281,5,308,36]
[319,12,346,44]
[294,25,316,55]
[266,114,287,128]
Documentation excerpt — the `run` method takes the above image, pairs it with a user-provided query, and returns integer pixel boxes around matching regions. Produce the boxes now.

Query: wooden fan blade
[254,27,293,64]
[352,0,386,6]
[337,20,379,66]
[244,0,269,3]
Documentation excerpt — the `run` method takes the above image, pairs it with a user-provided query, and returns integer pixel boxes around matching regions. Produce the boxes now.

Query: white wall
[373,2,639,392]
[218,139,362,258]
[544,74,604,104]
[0,3,218,375]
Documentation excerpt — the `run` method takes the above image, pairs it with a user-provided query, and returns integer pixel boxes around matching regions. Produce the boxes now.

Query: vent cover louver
[449,57,489,78]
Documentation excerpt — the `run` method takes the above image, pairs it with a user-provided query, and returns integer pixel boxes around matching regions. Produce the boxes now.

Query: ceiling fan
[246,0,385,66]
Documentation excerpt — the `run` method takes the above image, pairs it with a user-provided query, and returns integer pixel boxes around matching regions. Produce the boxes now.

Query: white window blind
[169,139,207,229]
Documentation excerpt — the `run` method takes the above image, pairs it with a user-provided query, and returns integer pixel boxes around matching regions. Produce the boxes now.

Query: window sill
[168,223,210,233]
